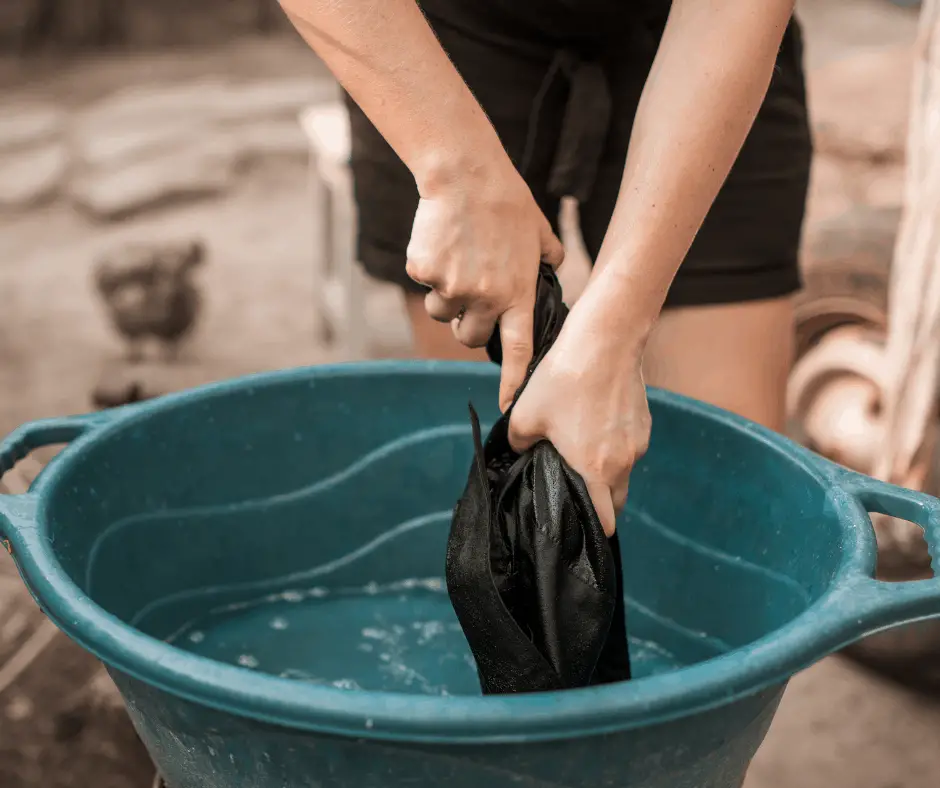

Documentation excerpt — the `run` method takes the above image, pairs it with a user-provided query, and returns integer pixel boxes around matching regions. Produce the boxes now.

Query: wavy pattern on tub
[624,594,731,660]
[627,509,812,607]
[133,510,454,632]
[84,423,479,602]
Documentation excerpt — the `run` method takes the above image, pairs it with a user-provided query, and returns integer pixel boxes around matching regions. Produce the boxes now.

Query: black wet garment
[446,265,631,694]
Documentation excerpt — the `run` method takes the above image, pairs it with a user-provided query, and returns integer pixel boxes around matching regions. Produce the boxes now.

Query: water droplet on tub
[279,668,314,681]
[237,654,259,669]
[365,718,374,729]
[281,591,303,602]
[188,631,205,644]
[270,617,289,631]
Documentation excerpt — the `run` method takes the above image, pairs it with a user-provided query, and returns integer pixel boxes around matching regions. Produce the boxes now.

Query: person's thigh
[641,297,795,431]
[577,17,811,429]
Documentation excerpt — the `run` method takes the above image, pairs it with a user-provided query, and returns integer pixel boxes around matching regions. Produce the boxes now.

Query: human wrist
[570,262,662,359]
[410,130,516,200]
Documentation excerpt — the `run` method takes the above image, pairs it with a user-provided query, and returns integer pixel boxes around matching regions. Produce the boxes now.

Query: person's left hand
[508,280,652,537]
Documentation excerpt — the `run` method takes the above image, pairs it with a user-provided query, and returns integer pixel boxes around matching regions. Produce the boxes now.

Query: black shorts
[344,0,812,308]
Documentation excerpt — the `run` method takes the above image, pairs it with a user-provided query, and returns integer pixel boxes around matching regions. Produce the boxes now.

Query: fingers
[509,410,629,537]
[427,291,497,348]
[586,480,617,538]
[424,290,464,323]
[540,219,566,269]
[424,286,497,348]
[496,305,534,412]
[452,308,497,348]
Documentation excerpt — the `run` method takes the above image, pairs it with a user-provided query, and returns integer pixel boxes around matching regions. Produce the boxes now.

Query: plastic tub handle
[0,409,125,550]
[845,473,940,569]
[831,466,940,639]
[0,410,130,478]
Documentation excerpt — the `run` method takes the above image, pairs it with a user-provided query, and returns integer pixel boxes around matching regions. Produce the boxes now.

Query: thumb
[540,219,565,269]
[507,399,542,454]
[497,305,533,413]
[586,479,617,538]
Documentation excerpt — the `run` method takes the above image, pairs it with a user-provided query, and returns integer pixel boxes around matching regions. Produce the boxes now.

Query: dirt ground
[2,1,940,786]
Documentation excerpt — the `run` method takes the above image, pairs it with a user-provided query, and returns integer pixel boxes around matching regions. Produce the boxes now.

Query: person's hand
[405,165,565,410]
[507,277,652,536]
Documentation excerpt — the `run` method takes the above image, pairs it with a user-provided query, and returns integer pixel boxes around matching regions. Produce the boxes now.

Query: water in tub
[168,577,681,696]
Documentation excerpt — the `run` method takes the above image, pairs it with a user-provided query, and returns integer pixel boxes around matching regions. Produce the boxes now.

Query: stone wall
[0,77,338,219]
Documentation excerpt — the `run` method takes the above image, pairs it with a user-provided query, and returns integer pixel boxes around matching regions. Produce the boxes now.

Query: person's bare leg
[642,297,794,431]
[405,293,489,361]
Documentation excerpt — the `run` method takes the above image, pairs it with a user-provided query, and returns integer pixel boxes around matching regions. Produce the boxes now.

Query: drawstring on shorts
[520,50,612,205]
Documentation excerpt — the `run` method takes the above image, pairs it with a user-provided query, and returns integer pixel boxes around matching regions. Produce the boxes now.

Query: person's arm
[586,0,796,344]
[279,0,564,405]
[279,0,499,192]
[510,0,796,535]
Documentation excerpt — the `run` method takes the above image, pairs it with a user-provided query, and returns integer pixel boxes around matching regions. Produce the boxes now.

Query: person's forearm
[587,0,795,343]
[279,0,507,194]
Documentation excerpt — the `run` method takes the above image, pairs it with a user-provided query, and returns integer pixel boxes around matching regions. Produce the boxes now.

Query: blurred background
[1,0,939,786]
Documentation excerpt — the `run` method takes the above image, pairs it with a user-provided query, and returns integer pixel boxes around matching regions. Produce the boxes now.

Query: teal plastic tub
[2,362,939,788]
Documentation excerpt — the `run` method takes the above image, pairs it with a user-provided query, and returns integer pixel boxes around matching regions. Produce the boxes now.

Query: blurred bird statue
[94,239,206,363]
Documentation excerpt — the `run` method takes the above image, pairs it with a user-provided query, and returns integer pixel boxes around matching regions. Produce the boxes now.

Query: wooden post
[874,0,940,492]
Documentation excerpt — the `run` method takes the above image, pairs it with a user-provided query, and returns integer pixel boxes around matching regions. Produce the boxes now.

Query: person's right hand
[405,165,565,411]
